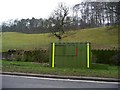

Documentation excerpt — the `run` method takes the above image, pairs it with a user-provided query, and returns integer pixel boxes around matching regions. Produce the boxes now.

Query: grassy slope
[2,32,58,52]
[62,26,118,49]
[2,26,118,52]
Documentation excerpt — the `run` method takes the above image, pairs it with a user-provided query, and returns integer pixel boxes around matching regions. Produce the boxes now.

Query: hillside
[2,26,118,52]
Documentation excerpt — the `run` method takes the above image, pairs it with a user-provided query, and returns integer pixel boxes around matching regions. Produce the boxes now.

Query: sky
[0,0,82,24]
[0,0,119,24]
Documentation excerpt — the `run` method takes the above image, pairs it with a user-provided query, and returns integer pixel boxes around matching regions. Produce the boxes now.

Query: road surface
[2,74,119,88]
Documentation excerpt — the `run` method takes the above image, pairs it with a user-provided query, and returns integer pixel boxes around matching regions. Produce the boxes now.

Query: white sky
[0,0,82,23]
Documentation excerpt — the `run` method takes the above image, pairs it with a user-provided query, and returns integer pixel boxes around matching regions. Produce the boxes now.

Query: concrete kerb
[1,72,120,82]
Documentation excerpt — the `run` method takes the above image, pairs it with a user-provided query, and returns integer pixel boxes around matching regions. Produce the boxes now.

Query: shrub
[91,49,119,66]
[3,48,49,63]
[109,53,120,66]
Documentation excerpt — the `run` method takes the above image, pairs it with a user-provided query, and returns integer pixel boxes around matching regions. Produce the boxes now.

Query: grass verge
[1,60,119,78]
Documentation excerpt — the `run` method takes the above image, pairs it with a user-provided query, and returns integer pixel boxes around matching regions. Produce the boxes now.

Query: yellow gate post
[52,43,55,68]
[87,42,90,68]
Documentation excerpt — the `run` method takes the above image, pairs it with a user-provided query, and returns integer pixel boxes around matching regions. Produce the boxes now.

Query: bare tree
[49,3,69,41]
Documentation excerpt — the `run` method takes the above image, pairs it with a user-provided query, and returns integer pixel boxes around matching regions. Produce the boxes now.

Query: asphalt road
[2,74,119,88]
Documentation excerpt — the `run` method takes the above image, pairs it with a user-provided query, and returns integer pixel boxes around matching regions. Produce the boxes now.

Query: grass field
[1,60,119,78]
[2,26,118,52]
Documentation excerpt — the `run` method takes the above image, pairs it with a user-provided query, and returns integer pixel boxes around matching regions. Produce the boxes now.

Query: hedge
[2,48,120,66]
[2,48,49,63]
[91,49,119,66]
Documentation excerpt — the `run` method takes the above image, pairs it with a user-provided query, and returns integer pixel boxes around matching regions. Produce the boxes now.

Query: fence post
[52,43,55,68]
[87,42,90,68]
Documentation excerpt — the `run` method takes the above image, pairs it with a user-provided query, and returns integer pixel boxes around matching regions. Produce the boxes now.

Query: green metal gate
[49,42,91,68]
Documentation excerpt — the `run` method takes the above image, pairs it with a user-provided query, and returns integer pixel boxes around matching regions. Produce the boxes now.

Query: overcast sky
[0,0,119,24]
[0,0,83,23]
